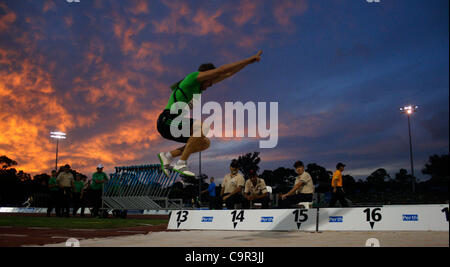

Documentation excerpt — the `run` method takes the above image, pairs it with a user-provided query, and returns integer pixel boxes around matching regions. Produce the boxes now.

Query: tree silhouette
[260,170,275,186]
[367,168,390,184]
[342,174,356,194]
[0,155,17,169]
[366,168,391,192]
[395,169,412,185]
[422,154,449,186]
[259,167,296,194]
[234,152,261,179]
[17,170,31,182]
[306,163,331,193]
[0,156,29,205]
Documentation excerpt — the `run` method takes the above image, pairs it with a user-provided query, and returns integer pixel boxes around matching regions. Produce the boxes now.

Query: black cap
[198,63,216,72]
[230,160,239,168]
[294,161,304,168]
[248,169,258,177]
[336,163,346,169]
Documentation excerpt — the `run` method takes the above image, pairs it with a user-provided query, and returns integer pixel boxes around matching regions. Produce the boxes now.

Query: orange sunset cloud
[1,0,312,178]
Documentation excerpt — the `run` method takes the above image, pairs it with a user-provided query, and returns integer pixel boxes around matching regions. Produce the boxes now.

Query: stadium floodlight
[50,131,66,171]
[400,105,419,115]
[50,131,66,139]
[399,105,418,193]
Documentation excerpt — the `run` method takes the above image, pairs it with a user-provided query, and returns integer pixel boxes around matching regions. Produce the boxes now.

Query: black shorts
[157,109,194,144]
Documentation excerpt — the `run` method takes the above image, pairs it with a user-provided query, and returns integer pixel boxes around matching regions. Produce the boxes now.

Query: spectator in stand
[243,169,270,209]
[72,173,85,217]
[201,177,217,210]
[91,164,108,217]
[221,160,245,209]
[278,161,315,208]
[329,163,349,207]
[47,170,61,217]
[56,164,74,217]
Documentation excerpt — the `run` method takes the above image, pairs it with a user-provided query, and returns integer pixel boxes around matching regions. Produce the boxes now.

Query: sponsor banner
[328,216,343,223]
[0,207,92,214]
[168,209,317,231]
[0,207,48,213]
[0,207,169,216]
[143,210,171,215]
[402,214,419,222]
[201,216,214,223]
[260,217,274,223]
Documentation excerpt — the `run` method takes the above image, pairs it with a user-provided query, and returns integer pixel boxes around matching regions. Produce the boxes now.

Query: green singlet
[164,72,202,110]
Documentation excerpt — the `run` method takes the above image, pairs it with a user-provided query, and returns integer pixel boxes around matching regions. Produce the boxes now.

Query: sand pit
[41,230,448,247]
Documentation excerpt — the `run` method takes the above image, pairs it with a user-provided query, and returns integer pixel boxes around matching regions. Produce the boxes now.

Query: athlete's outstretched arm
[197,50,262,83]
[212,51,262,84]
[211,63,247,85]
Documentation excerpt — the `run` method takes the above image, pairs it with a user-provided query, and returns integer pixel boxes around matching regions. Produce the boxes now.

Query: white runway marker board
[167,209,318,231]
[318,205,449,231]
[168,205,449,232]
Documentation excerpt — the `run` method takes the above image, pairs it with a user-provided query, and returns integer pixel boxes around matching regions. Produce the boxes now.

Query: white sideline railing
[103,164,182,210]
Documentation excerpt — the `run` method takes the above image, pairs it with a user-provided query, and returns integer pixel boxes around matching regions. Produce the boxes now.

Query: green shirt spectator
[91,172,108,191]
[48,177,59,192]
[74,180,85,193]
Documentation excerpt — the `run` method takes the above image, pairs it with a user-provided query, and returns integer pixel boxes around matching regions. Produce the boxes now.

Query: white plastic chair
[297,202,312,209]
[251,186,273,209]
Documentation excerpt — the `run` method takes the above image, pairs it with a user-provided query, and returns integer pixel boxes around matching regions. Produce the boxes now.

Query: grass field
[0,216,168,229]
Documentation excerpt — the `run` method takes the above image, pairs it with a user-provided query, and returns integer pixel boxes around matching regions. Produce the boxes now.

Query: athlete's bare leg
[180,136,210,161]
[170,121,210,176]
[170,146,186,158]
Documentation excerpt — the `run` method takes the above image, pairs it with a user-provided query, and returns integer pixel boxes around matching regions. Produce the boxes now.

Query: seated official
[221,160,245,209]
[243,169,270,209]
[278,161,314,208]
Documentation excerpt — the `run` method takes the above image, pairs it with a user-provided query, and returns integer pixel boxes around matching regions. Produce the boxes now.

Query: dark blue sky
[0,0,448,183]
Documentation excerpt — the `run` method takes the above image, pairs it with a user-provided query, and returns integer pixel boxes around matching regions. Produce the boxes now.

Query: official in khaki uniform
[56,164,75,217]
[221,160,245,209]
[243,169,270,209]
[279,161,314,208]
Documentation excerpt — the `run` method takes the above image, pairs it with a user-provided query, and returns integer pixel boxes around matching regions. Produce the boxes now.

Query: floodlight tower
[399,105,418,193]
[50,131,66,171]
